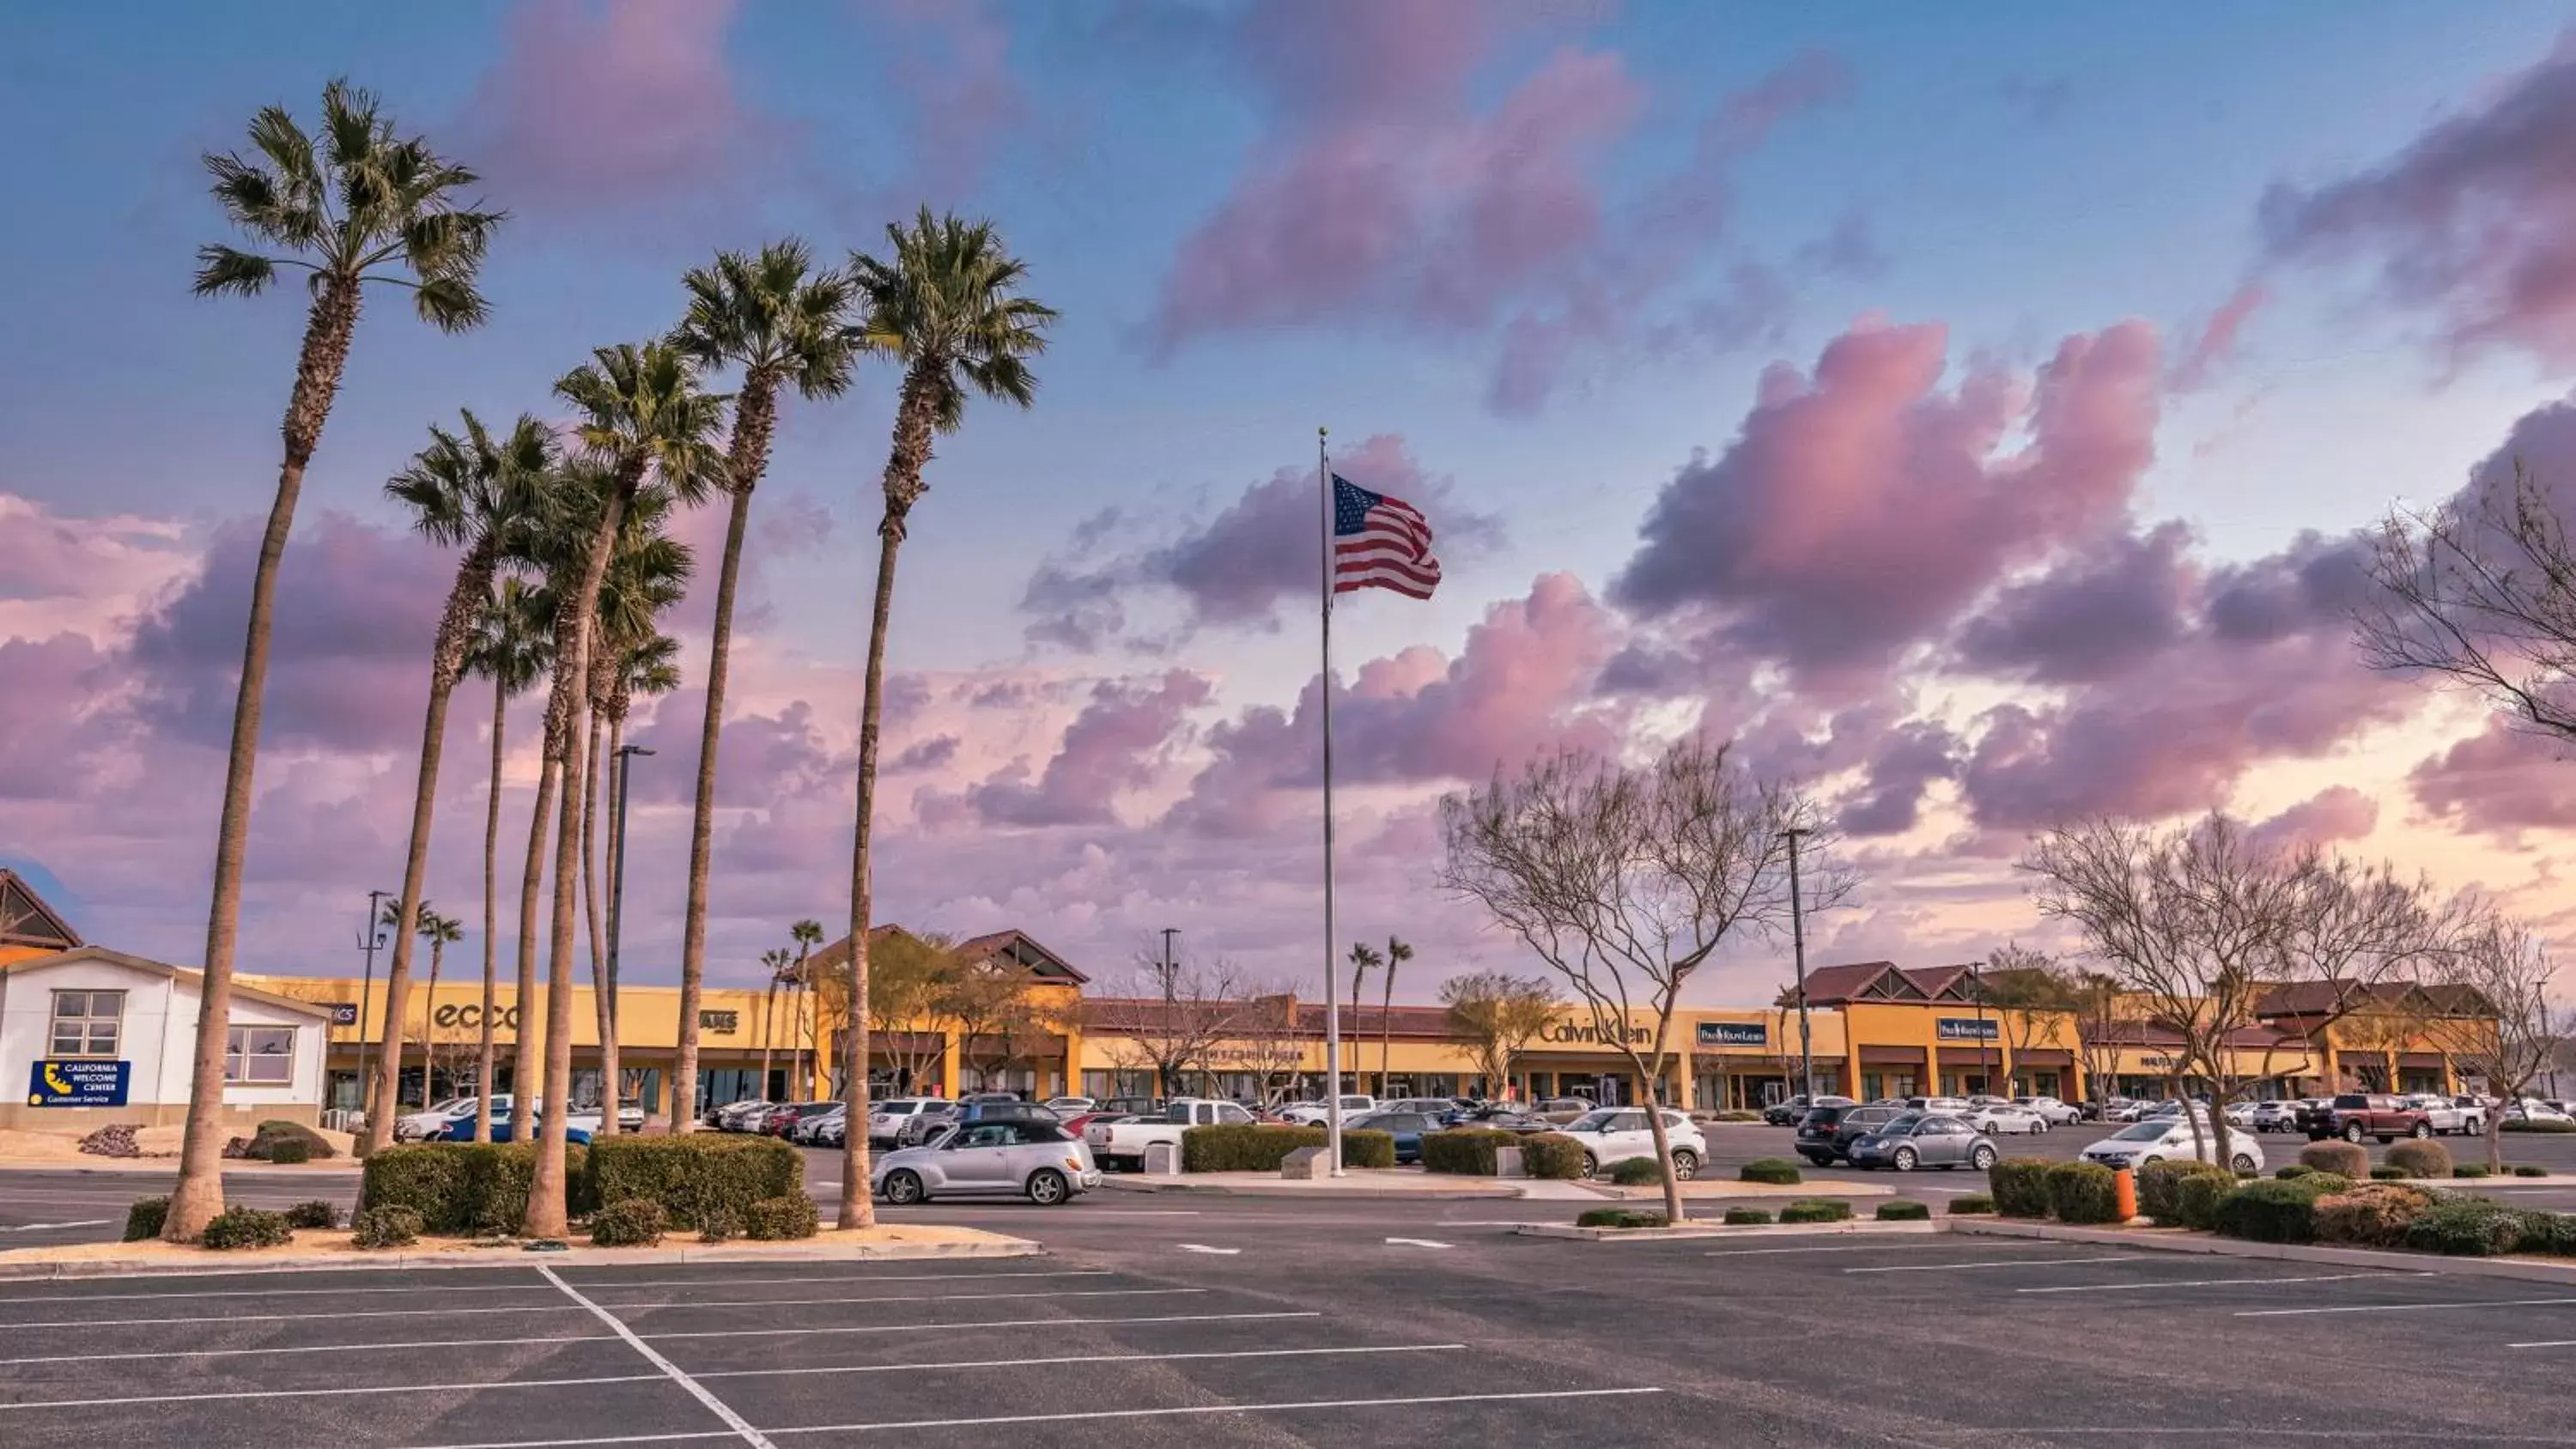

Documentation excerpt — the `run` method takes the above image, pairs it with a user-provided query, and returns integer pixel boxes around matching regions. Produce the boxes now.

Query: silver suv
[872,1119,1100,1205]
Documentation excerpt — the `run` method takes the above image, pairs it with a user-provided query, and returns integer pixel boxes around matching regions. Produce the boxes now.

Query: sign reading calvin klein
[1538,1020,1649,1046]
[1936,1017,2000,1042]
[1697,1022,1769,1048]
[28,1059,130,1107]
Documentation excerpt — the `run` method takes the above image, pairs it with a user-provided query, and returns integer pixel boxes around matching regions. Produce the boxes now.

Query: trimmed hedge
[267,1137,312,1165]
[2503,1119,2576,1133]
[1779,1198,1854,1223]
[1517,1133,1584,1180]
[1876,1199,1932,1222]
[1179,1125,1395,1173]
[2275,1164,2314,1179]
[2047,1161,2122,1225]
[1608,1155,1663,1185]
[2212,1177,2337,1244]
[2518,1210,2576,1256]
[1722,1206,1774,1225]
[2405,1197,2529,1256]
[585,1135,801,1232]
[1740,1157,1804,1185]
[359,1142,595,1235]
[1421,1128,1516,1175]
[1576,1208,1669,1228]
[283,1199,339,1230]
[1949,1194,1996,1216]
[589,1197,668,1247]
[2139,1160,2234,1227]
[2370,1166,2409,1180]
[2299,1141,2370,1178]
[351,1205,422,1249]
[200,1207,291,1250]
[123,1196,168,1242]
[2515,1165,2551,1178]
[2313,1183,2436,1248]
[744,1193,820,1240]
[2454,1163,2494,1179]
[2385,1139,2451,1179]
[1990,1158,2055,1218]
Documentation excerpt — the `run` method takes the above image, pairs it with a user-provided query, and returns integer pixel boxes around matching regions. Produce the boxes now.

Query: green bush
[2370,1166,2409,1180]
[2275,1164,2314,1179]
[1876,1199,1932,1222]
[1739,1157,1804,1185]
[1182,1124,1325,1173]
[1517,1132,1584,1180]
[2138,1160,2234,1226]
[2312,1183,2436,1247]
[2503,1118,2576,1133]
[2211,1178,2336,1244]
[1722,1206,1773,1225]
[696,1206,742,1244]
[744,1194,820,1240]
[283,1199,339,1229]
[1989,1158,2055,1217]
[589,1197,668,1247]
[1420,1129,1516,1175]
[1575,1208,1668,1228]
[2176,1173,2233,1232]
[359,1142,592,1235]
[122,1196,169,1242]
[585,1135,800,1232]
[246,1119,334,1160]
[266,1137,312,1165]
[1714,1109,1762,1122]
[1607,1155,1664,1186]
[2515,1164,2550,1178]
[1950,1194,1996,1216]
[1340,1130,1397,1169]
[2454,1163,2494,1179]
[2518,1210,2576,1256]
[2385,1139,2451,1179]
[350,1205,422,1249]
[2047,1161,2123,1225]
[2404,1197,2529,1256]
[2300,1141,2370,1178]
[199,1207,292,1250]
[1779,1198,1854,1223]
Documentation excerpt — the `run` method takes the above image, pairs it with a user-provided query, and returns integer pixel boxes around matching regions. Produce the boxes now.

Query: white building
[0,945,332,1131]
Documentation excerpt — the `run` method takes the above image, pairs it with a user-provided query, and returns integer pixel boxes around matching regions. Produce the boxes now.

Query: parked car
[1556,1107,1707,1179]
[1276,1095,1377,1125]
[866,1098,955,1149]
[1764,1094,1855,1127]
[1904,1096,1972,1116]
[757,1101,838,1137]
[1062,1110,1136,1139]
[2248,1100,2304,1133]
[395,1094,513,1143]
[465,1113,592,1146]
[1084,1098,1255,1171]
[2402,1094,2488,1137]
[710,1099,774,1131]
[1846,1113,1998,1173]
[1533,1096,1597,1123]
[2297,1093,2433,1143]
[1795,1102,1905,1165]
[900,1099,1059,1149]
[1043,1096,1096,1115]
[2223,1100,2259,1129]
[1966,1102,2050,1136]
[790,1103,846,1145]
[872,1118,1101,1205]
[2014,1096,2082,1126]
[2080,1116,2263,1173]
[2506,1099,2575,1125]
[1348,1109,1443,1163]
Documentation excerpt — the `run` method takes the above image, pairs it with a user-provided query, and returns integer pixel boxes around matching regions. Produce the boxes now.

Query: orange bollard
[2112,1166,2138,1222]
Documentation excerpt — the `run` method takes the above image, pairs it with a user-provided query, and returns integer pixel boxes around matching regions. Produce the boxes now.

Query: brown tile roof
[0,870,81,950]
[803,924,1089,985]
[1786,961,1900,1004]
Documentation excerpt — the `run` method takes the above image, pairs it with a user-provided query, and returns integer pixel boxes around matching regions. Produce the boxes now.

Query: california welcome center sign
[28,1058,131,1106]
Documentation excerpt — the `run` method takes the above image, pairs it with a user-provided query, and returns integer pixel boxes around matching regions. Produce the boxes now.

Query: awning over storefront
[2397,1052,2447,1070]
[1935,1046,2002,1068]
[2014,1048,2074,1067]
[1857,1046,1926,1066]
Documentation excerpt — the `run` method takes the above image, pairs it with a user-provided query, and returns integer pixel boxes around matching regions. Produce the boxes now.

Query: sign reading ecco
[431,1003,523,1030]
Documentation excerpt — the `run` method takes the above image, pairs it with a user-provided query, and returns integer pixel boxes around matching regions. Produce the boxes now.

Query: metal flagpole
[1320,427,1344,1178]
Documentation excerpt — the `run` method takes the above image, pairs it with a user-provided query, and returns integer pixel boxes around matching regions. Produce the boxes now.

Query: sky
[12,1,2576,1005]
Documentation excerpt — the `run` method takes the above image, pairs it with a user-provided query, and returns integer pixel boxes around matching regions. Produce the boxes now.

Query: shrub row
[1179,1125,1396,1173]
[2504,1119,2576,1133]
[1949,1195,1996,1216]
[352,1205,422,1249]
[1990,1158,2054,1217]
[1607,1156,1662,1186]
[2300,1142,2370,1178]
[1575,1208,1668,1229]
[1420,1128,1516,1175]
[359,1142,596,1235]
[1779,1199,1852,1224]
[1723,1207,1772,1226]
[1876,1200,1931,1222]
[586,1136,801,1233]
[1516,1133,1584,1180]
[2385,1140,2451,1179]
[2139,1161,2234,1228]
[1739,1157,1804,1185]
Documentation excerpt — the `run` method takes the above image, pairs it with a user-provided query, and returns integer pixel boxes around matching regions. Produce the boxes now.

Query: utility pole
[1970,958,1990,1096]
[609,745,651,1120]
[356,888,392,1121]
[1783,828,1814,1102]
[1158,927,1179,1100]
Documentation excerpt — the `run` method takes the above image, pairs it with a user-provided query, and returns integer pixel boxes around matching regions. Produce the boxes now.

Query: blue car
[446,1115,592,1145]
[1348,1110,1439,1164]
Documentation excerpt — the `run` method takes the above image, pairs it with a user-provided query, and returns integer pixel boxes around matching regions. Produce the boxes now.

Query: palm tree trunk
[527,488,629,1240]
[581,706,606,985]
[512,751,559,1143]
[591,715,623,1137]
[840,521,910,1229]
[477,671,503,1143]
[758,977,777,1102]
[421,939,445,1110]
[366,545,495,1155]
[1381,966,1395,1090]
[168,282,361,1241]
[677,453,763,1136]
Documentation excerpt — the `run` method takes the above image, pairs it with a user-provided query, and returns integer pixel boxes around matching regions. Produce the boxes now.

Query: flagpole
[1319,426,1344,1179]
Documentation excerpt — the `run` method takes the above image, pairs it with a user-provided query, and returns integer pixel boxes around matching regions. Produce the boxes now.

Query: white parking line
[1384,1237,1451,1249]
[646,1310,1320,1342]
[1176,1243,1240,1254]
[1702,1242,1966,1258]
[1843,1255,2148,1274]
[2510,1337,2576,1349]
[2240,1295,2576,1318]
[0,1267,1107,1307]
[10,1286,1200,1331]
[2018,1271,2434,1294]
[0,1218,114,1233]
[0,1373,665,1413]
[698,1342,1467,1381]
[539,1265,778,1449]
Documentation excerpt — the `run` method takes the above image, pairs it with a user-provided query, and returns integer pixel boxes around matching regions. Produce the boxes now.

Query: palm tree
[757,946,794,1100]
[523,344,726,1237]
[837,209,1055,1228]
[1346,943,1382,1094]
[1381,937,1413,1092]
[465,577,548,1143]
[788,918,825,1100]
[416,907,463,1109]
[364,411,551,1154]
[169,79,501,1241]
[671,243,859,1133]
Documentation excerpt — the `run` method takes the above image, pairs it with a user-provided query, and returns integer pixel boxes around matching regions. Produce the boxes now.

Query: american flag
[1332,474,1442,600]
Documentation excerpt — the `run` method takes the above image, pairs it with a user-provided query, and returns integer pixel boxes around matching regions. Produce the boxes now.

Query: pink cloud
[2170,282,2267,391]
[937,670,1215,828]
[2250,785,2381,852]
[2410,716,2576,839]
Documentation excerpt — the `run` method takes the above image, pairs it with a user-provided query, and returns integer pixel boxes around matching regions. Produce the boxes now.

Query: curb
[0,1162,361,1177]
[1096,1177,1516,1201]
[1953,1217,2576,1286]
[0,1237,1042,1281]
[1518,1220,1943,1243]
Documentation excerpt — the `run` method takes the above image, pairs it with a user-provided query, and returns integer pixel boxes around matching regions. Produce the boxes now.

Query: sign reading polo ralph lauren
[1697,1022,1769,1048]
[27,1059,130,1107]
[1936,1017,2000,1042]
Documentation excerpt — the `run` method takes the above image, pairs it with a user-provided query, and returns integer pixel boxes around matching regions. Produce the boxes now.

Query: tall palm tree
[523,344,726,1238]
[757,945,794,1100]
[364,411,551,1154]
[169,79,501,1240]
[670,243,859,1132]
[837,209,1055,1228]
[416,906,463,1109]
[788,918,825,1100]
[1381,936,1413,1091]
[465,579,548,1142]
[1346,943,1381,1094]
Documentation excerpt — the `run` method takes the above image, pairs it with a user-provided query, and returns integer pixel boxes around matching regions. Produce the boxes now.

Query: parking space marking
[1843,1255,2148,1274]
[1701,1241,1969,1258]
[0,1332,617,1366]
[538,1265,778,1449]
[0,1278,557,1306]
[0,1266,1108,1308]
[1176,1243,1240,1254]
[694,1343,1468,1382]
[1384,1237,1451,1249]
[0,1218,113,1233]
[0,1372,665,1413]
[2018,1270,2434,1294]
[645,1309,1321,1341]
[8,1285,1198,1331]
[2510,1337,2576,1349]
[568,1268,1113,1291]
[2238,1294,2576,1318]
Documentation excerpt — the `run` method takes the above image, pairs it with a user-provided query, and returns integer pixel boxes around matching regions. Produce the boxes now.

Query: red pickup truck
[2297,1093,2433,1143]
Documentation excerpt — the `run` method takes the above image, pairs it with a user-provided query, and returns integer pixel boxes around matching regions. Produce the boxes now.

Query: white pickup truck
[2404,1094,2489,1136]
[1275,1094,1376,1126]
[1083,1098,1255,1171]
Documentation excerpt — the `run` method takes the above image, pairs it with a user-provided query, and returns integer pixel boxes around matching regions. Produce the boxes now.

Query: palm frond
[410,274,490,333]
[192,245,279,299]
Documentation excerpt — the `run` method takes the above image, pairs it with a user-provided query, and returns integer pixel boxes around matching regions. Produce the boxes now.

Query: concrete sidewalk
[0,1222,1038,1279]
[1955,1216,2576,1287]
[1098,1170,1890,1201]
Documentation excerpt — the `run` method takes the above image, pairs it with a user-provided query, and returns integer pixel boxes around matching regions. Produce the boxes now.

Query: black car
[1765,1094,1855,1127]
[1795,1103,1904,1165]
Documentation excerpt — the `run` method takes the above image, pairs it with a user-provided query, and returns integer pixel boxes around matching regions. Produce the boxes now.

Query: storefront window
[49,990,122,1058]
[224,1025,295,1084]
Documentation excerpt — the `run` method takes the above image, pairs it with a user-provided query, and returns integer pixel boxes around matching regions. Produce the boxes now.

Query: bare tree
[1975,942,2078,1096]
[2418,912,2560,1172]
[1089,950,1261,1100]
[1440,971,1562,1100]
[1230,991,1312,1106]
[945,962,1054,1094]
[863,931,963,1096]
[1439,738,1843,1222]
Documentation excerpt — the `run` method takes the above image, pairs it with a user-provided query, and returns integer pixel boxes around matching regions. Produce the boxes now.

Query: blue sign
[27,1059,130,1107]
[1936,1017,1999,1042]
[328,1003,359,1026]
[1698,1021,1770,1048]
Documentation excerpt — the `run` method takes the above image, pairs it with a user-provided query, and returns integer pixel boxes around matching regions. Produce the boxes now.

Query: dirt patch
[0,1123,358,1171]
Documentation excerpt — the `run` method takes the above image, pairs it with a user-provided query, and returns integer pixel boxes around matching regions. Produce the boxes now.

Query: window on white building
[226,1025,295,1084]
[49,990,123,1058]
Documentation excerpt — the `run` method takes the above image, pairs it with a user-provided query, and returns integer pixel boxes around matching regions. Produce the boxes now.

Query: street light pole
[609,745,652,1117]
[1158,927,1179,1100]
[1783,828,1814,1101]
[1970,958,1990,1096]
[356,888,392,1120]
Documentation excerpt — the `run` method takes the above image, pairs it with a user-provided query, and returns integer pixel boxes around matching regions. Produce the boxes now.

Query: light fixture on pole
[609,745,652,1119]
[1783,827,1814,1102]
[356,888,393,1119]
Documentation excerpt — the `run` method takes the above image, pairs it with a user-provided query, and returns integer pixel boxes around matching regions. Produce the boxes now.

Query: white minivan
[2079,1114,2263,1174]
